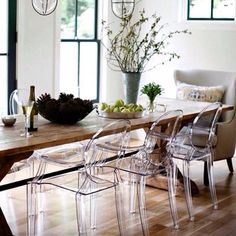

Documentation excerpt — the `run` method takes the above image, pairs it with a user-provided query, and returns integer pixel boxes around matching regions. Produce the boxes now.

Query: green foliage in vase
[141,82,164,102]
[102,9,191,73]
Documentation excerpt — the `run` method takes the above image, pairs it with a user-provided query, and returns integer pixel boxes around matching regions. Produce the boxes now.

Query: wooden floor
[1,157,236,236]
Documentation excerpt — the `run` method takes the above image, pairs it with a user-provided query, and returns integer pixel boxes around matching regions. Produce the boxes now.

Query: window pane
[0,57,8,115]
[60,42,79,95]
[189,0,212,18]
[213,0,235,18]
[0,0,7,52]
[77,0,95,39]
[61,0,76,39]
[79,42,98,100]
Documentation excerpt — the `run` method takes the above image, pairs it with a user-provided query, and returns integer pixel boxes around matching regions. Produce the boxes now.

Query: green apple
[114,99,125,107]
[104,106,112,112]
[127,103,135,108]
[99,102,108,111]
[110,105,116,112]
[137,104,143,110]
[135,107,143,112]
[113,107,121,112]
[121,108,129,113]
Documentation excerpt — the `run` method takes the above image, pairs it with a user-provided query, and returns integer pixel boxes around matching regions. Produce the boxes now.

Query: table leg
[0,160,15,182]
[0,207,13,235]
[0,151,33,235]
[0,159,15,235]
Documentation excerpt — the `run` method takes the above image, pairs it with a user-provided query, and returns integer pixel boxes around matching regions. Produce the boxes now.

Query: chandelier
[111,0,135,19]
[31,0,58,16]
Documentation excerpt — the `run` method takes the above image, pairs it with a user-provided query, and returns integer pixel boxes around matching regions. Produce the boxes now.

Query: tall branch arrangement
[102,9,190,73]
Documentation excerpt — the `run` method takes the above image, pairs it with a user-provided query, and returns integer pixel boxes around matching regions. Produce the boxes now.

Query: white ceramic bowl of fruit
[97,99,145,119]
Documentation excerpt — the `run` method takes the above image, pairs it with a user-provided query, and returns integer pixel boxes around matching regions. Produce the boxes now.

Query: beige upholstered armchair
[174,69,236,185]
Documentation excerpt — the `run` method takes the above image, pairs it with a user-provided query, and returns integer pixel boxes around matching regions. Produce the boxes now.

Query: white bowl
[2,115,16,126]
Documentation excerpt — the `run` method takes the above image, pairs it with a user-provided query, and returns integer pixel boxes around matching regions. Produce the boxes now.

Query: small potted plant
[141,82,164,112]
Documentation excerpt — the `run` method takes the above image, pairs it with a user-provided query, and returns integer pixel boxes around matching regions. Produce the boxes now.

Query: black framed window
[0,0,16,115]
[60,0,100,102]
[188,0,235,20]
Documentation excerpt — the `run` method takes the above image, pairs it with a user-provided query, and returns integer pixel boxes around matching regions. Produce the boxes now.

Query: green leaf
[140,82,164,102]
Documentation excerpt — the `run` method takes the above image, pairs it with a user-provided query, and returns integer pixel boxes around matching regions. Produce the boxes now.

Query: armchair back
[174,69,236,122]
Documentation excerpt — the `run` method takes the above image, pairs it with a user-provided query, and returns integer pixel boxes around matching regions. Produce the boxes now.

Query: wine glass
[12,89,34,137]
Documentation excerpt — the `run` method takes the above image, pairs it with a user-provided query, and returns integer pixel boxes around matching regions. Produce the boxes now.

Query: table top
[0,97,233,160]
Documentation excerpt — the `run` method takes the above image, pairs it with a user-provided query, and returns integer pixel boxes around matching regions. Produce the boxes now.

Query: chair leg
[204,162,209,186]
[76,193,87,235]
[205,158,234,186]
[129,173,137,213]
[167,163,179,229]
[137,176,149,236]
[90,194,96,230]
[182,161,194,221]
[27,182,38,236]
[226,158,234,173]
[114,183,126,236]
[207,157,218,210]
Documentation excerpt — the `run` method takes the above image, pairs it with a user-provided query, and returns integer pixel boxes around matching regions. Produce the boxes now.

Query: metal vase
[122,72,141,104]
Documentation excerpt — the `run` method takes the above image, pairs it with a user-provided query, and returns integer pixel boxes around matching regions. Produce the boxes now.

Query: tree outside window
[188,0,235,20]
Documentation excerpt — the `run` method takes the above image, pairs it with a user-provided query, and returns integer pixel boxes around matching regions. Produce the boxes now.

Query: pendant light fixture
[31,0,58,16]
[111,0,135,19]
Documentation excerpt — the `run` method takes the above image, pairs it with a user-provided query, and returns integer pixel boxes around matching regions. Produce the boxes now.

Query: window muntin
[188,0,235,20]
[60,0,100,102]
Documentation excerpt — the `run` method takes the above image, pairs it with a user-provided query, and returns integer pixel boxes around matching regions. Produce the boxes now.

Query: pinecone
[58,93,74,103]
[37,93,94,124]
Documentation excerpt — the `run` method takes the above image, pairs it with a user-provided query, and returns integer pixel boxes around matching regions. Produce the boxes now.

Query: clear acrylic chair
[168,102,222,222]
[116,110,183,234]
[27,119,131,235]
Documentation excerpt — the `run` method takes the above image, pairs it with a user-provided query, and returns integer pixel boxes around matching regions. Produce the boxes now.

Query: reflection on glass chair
[168,102,222,222]
[27,119,131,235]
[116,110,183,234]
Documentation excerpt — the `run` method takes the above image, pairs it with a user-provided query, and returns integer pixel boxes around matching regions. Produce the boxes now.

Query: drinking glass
[12,89,34,137]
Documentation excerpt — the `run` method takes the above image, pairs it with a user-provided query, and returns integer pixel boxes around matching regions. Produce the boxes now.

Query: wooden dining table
[0,97,234,235]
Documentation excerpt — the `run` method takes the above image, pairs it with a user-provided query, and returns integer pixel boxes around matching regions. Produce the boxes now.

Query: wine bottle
[28,85,38,131]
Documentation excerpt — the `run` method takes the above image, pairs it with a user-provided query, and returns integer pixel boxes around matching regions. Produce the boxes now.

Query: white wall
[17,0,60,98]
[16,0,236,102]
